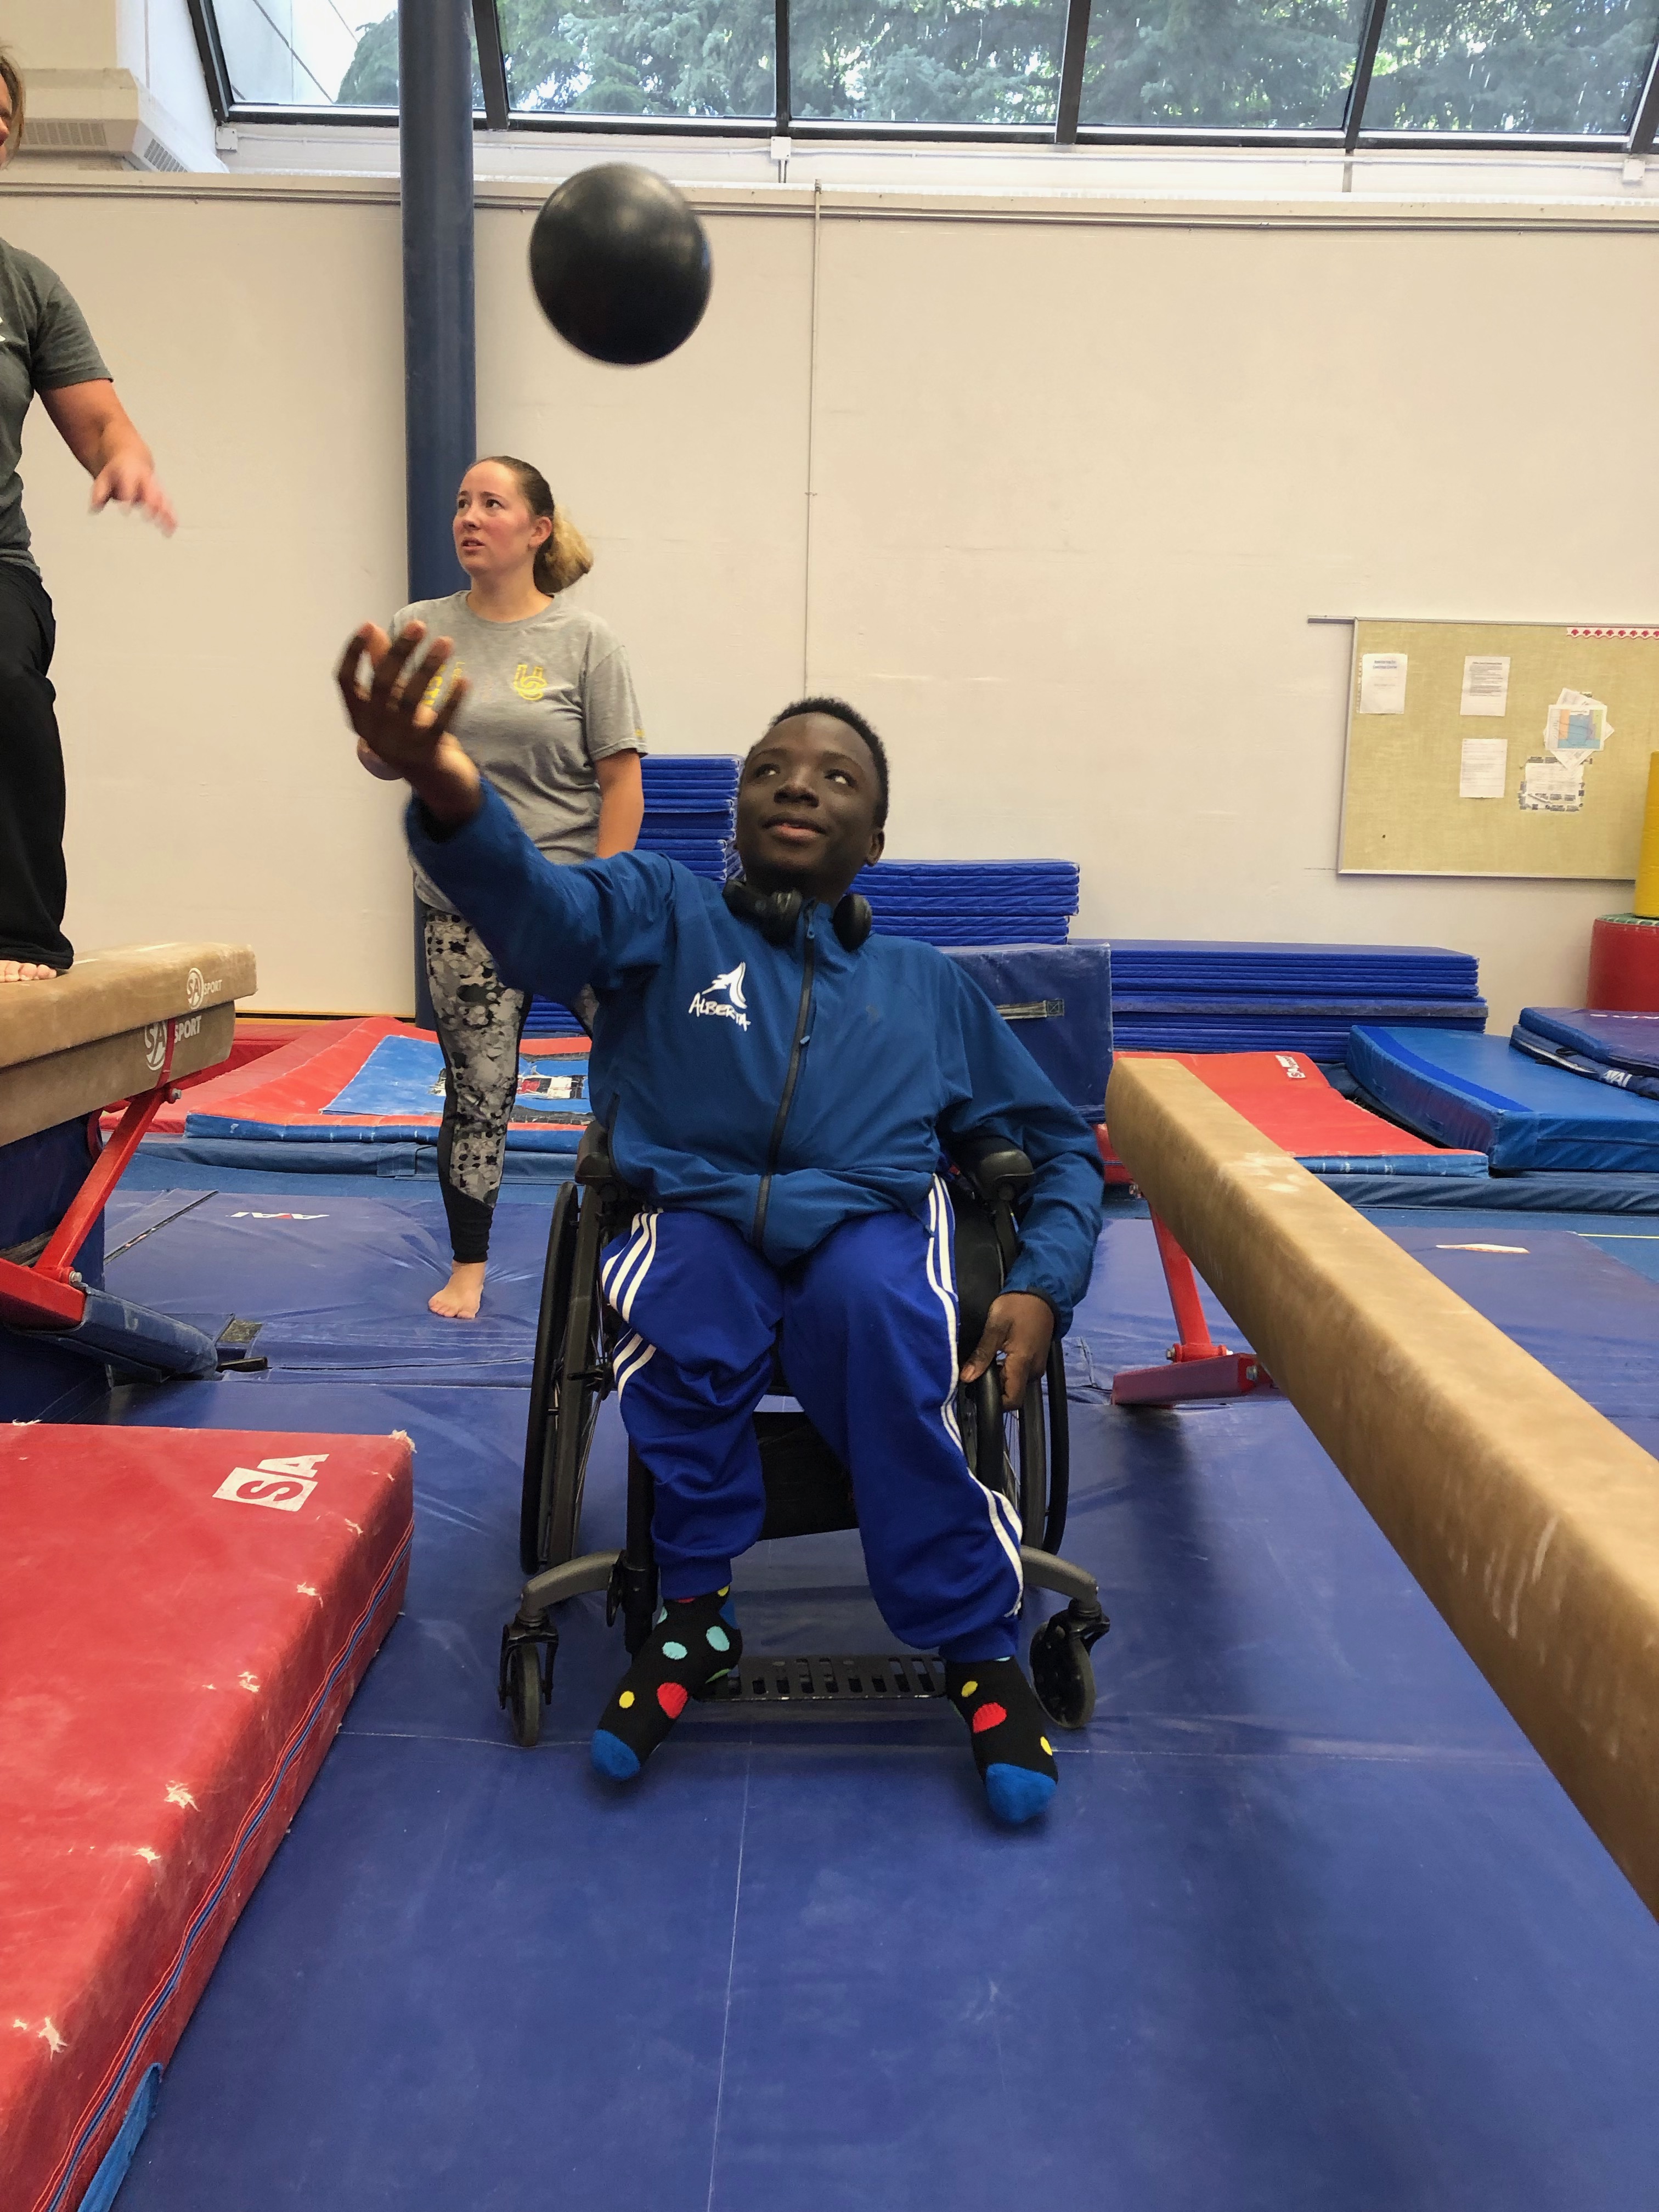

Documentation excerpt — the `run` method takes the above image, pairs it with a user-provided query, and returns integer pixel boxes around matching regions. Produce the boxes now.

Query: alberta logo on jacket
[690,963,749,1031]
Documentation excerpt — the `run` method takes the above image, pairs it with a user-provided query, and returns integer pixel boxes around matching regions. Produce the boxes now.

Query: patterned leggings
[422,907,529,1264]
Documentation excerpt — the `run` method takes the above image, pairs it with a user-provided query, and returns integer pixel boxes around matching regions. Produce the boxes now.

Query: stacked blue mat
[851,860,1079,947]
[1109,940,1487,1058]
[525,755,740,1037]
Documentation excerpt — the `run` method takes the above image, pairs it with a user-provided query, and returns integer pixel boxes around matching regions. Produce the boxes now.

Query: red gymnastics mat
[1097,1049,1487,1184]
[1,1425,413,2212]
[137,1016,591,1152]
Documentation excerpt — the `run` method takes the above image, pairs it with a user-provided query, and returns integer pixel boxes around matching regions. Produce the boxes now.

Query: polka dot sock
[945,1658,1059,1827]
[590,1588,741,1783]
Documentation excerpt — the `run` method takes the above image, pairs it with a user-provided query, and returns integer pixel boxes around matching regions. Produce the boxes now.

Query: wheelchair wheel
[520,1181,581,1575]
[541,1188,610,1572]
[505,1642,543,1747]
[1017,1375,1047,1555]
[1041,1338,1070,1556]
[958,1370,1017,1511]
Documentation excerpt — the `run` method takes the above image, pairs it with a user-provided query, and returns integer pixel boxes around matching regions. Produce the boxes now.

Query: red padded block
[0,1425,413,2212]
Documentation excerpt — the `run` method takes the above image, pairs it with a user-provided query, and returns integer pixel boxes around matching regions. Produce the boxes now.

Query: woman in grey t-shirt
[0,53,176,982]
[358,454,644,1319]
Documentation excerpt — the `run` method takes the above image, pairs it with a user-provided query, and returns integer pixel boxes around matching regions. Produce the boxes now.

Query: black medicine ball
[528,164,712,367]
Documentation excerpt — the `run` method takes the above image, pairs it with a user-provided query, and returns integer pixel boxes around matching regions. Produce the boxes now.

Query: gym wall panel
[5,187,413,1014]
[473,204,813,763]
[803,213,1659,1032]
[1,179,1656,1022]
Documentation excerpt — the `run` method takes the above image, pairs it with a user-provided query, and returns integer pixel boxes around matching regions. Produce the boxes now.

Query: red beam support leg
[1111,1211,1276,1408]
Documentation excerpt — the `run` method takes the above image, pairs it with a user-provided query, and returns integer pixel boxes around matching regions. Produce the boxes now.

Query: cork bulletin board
[1337,619,1659,879]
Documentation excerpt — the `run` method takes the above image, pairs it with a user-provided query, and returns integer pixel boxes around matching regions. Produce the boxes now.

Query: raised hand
[335,622,482,825]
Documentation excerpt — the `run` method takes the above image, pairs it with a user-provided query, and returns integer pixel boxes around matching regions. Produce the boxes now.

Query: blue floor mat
[100,1187,549,1376]
[72,1199,1659,2210]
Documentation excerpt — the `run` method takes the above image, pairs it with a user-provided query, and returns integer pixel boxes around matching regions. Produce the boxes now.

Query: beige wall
[3,177,1656,1023]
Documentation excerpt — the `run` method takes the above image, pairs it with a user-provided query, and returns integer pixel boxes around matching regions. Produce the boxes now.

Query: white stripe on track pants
[601,1189,1023,1662]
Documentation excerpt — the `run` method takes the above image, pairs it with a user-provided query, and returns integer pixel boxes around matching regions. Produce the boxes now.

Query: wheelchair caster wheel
[499,1615,556,1748]
[1030,1601,1108,1730]
[505,1643,543,1747]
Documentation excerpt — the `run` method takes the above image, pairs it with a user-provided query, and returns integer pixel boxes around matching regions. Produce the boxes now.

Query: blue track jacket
[409,785,1104,1330]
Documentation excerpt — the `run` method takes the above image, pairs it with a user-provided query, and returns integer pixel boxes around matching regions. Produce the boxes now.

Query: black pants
[0,564,69,970]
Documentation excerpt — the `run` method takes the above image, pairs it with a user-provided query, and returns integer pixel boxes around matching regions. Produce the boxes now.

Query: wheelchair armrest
[947,1129,1035,1211]
[574,1122,620,1189]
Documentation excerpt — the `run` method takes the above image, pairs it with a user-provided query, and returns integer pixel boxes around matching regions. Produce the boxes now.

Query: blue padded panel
[946,943,1112,1119]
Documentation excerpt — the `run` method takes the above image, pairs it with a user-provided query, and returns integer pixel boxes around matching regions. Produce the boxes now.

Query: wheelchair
[498,1124,1110,1748]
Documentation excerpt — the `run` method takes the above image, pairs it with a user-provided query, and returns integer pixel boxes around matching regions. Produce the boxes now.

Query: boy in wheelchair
[338,621,1104,1826]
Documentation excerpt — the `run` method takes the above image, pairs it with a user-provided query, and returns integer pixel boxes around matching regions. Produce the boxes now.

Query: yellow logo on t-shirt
[512,663,548,702]
[421,659,460,712]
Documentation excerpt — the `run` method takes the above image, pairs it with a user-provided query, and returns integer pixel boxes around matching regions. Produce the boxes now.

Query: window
[1079,0,1366,131]
[501,0,776,119]
[1364,0,1656,133]
[215,0,399,108]
[790,0,1068,126]
[192,0,1659,142]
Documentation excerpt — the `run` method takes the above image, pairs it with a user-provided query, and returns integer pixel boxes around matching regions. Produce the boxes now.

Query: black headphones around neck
[723,876,872,952]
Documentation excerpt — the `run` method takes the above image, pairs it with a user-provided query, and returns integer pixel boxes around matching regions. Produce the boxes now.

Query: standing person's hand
[40,383,176,534]
[88,449,176,533]
[336,622,483,827]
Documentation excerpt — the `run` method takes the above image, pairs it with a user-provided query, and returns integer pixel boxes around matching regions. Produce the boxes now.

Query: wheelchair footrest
[695,1653,947,1707]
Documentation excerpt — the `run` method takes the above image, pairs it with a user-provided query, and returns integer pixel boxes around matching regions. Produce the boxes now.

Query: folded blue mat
[1515,1007,1659,1079]
[946,944,1112,1119]
[1116,997,1488,1059]
[1113,941,1480,1000]
[1346,1026,1659,1173]
[1512,1026,1659,1102]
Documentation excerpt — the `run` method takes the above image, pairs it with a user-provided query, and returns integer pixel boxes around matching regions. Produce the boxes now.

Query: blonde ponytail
[538,506,592,595]
[479,453,592,597]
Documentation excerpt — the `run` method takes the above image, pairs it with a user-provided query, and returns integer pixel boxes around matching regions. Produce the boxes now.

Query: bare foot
[429,1260,486,1320]
[0,960,57,982]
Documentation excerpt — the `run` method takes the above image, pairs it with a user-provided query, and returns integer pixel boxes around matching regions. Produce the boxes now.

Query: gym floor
[97,1169,1659,2210]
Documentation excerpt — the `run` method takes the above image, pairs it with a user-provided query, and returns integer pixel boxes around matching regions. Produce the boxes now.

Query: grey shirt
[0,239,110,573]
[393,591,645,907]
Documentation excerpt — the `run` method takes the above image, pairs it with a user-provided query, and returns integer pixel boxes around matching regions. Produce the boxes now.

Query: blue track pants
[601,1184,1023,1662]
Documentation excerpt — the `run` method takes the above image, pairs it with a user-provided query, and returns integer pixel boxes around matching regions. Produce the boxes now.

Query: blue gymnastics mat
[65,1194,1659,2211]
[1517,1007,1659,1077]
[1110,940,1480,998]
[1347,1025,1659,1173]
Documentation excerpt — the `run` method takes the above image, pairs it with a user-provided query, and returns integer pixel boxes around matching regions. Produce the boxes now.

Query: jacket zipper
[752,917,816,1251]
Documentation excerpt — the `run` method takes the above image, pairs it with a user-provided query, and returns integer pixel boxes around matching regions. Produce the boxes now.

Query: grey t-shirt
[0,239,110,573]
[393,591,645,907]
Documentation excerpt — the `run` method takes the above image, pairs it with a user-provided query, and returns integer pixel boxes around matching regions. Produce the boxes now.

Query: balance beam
[0,941,256,1149]
[1105,1053,1659,1922]
[0,942,256,1375]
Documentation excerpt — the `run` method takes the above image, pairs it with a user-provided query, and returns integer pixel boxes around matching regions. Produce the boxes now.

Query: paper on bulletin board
[1359,653,1408,714]
[1519,756,1585,813]
[1338,619,1659,878]
[1459,737,1508,798]
[1460,657,1510,715]
[1542,689,1612,763]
